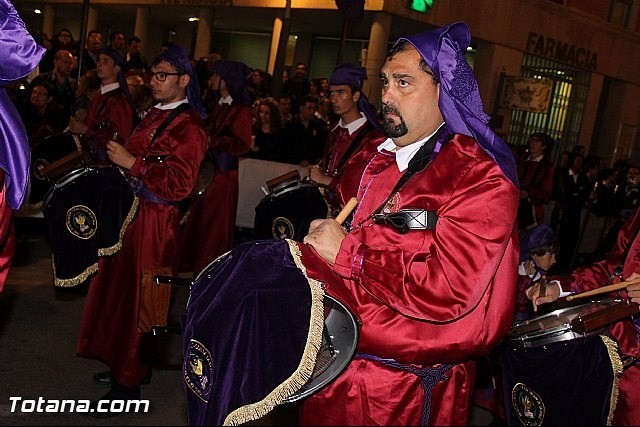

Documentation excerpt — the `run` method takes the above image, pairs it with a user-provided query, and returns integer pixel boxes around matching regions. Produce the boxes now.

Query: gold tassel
[223,240,325,426]
[600,335,623,426]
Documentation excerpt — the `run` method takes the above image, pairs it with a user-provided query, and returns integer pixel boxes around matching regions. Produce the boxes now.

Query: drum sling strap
[370,127,451,233]
[323,122,373,176]
[130,103,191,206]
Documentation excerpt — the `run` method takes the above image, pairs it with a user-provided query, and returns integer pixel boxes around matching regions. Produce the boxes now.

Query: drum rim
[506,299,622,348]
[283,293,359,403]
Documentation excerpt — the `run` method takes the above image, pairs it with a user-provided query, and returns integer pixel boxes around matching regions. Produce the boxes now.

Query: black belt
[373,209,438,234]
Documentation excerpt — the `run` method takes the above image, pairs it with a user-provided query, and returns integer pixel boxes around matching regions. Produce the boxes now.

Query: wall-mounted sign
[500,77,553,113]
[526,32,597,71]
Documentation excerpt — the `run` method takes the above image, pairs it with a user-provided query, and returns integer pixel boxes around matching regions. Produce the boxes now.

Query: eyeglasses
[152,72,184,82]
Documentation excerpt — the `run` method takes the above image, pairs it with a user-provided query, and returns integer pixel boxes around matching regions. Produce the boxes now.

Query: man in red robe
[528,205,640,425]
[76,44,208,416]
[180,60,253,276]
[68,46,134,163]
[309,62,385,214]
[180,22,519,426]
[298,22,520,425]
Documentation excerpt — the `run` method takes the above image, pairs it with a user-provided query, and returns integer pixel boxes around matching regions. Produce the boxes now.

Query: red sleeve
[133,112,209,201]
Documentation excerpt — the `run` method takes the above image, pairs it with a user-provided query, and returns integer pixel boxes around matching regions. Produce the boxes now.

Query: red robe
[517,157,554,225]
[180,102,252,275]
[77,105,208,388]
[0,171,15,292]
[299,134,520,425]
[83,87,134,161]
[321,121,385,212]
[555,206,640,426]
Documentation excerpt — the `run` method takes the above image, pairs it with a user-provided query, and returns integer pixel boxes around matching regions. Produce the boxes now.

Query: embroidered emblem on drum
[65,205,97,239]
[383,193,400,213]
[184,339,213,402]
[33,158,50,181]
[512,382,545,426]
[271,217,295,240]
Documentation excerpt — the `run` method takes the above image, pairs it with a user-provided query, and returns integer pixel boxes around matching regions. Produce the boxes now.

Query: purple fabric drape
[0,0,46,209]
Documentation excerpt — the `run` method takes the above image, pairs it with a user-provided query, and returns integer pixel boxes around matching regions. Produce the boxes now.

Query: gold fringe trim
[223,239,325,426]
[53,253,98,287]
[600,334,624,426]
[53,196,139,287]
[98,196,139,256]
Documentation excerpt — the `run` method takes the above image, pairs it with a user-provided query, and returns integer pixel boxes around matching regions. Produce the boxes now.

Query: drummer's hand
[526,281,560,312]
[303,218,346,265]
[309,166,332,186]
[625,272,640,304]
[68,116,88,135]
[107,140,135,170]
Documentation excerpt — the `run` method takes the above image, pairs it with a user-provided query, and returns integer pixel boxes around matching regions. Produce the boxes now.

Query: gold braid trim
[53,253,98,287]
[98,196,140,256]
[600,334,624,426]
[223,239,325,426]
[53,196,139,287]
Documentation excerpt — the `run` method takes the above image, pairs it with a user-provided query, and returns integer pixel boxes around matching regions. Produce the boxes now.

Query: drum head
[283,294,359,403]
[507,299,619,347]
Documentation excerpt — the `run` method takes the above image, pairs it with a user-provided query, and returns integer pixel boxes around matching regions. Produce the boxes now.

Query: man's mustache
[382,103,400,117]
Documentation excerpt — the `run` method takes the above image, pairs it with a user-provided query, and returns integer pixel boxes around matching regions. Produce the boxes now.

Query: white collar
[154,98,188,110]
[331,113,367,136]
[527,154,544,162]
[376,123,445,172]
[218,95,233,105]
[518,261,542,280]
[100,82,120,95]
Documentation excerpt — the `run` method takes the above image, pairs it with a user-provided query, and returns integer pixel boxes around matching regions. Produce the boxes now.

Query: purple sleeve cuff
[333,233,366,280]
[129,157,146,177]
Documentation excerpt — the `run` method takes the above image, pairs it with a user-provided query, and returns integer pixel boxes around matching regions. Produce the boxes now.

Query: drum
[41,166,139,287]
[29,132,83,206]
[500,299,637,426]
[182,239,358,426]
[253,175,329,242]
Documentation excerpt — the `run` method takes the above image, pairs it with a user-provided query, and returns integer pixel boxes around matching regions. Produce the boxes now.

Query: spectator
[31,49,77,118]
[124,36,149,73]
[282,95,327,166]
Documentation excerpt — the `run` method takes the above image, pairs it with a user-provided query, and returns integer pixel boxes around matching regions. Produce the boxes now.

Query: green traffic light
[408,0,435,13]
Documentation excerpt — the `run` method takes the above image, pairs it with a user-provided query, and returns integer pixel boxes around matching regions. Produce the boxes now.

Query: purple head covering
[97,46,133,104]
[395,22,518,186]
[212,60,251,105]
[153,44,207,119]
[519,223,557,263]
[329,62,382,131]
[0,0,45,210]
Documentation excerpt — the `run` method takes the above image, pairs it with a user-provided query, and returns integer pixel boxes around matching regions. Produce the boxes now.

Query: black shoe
[93,370,152,386]
[87,385,141,418]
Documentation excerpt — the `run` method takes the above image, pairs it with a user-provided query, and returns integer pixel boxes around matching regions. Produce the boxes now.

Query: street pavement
[0,217,191,426]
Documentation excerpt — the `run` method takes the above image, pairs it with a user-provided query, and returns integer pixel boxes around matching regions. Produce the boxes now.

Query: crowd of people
[1,3,640,425]
[515,132,640,274]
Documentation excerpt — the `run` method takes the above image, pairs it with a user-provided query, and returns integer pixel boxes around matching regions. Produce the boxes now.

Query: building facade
[17,0,640,166]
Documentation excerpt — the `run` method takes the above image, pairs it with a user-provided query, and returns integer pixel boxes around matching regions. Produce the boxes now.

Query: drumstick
[334,197,358,225]
[565,277,640,301]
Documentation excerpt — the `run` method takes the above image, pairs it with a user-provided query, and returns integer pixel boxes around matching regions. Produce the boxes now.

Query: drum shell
[253,184,328,242]
[42,166,138,286]
[500,300,625,426]
[500,335,615,426]
[29,133,80,205]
